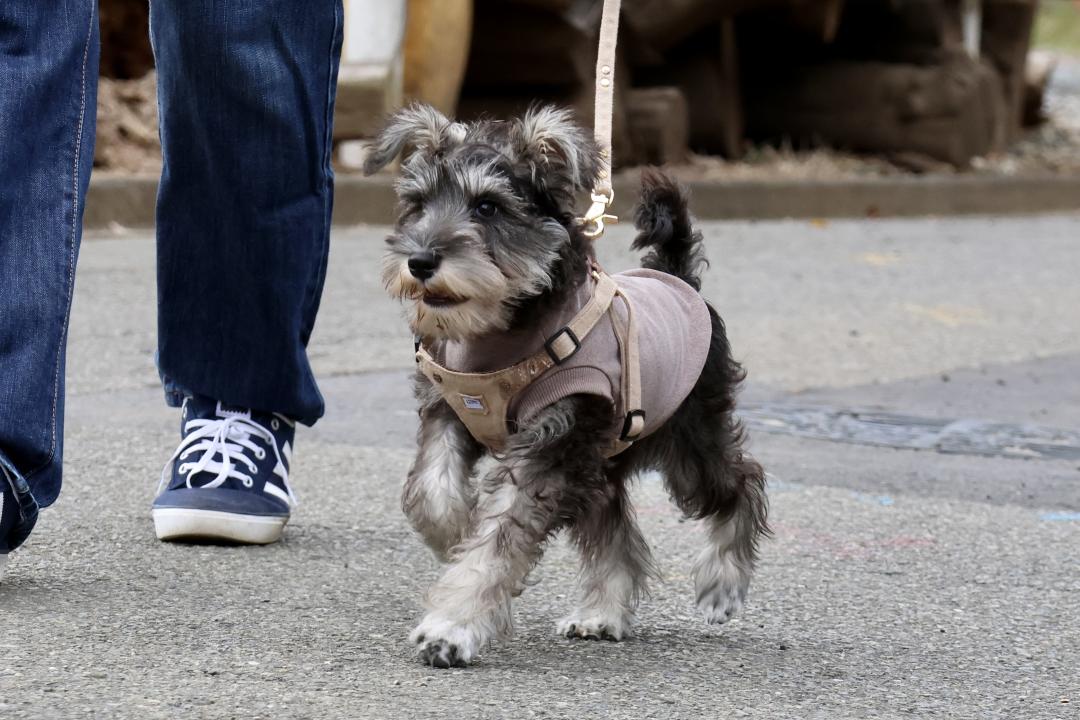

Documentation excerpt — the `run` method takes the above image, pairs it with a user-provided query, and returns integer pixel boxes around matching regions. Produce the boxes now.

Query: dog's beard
[382,254,514,340]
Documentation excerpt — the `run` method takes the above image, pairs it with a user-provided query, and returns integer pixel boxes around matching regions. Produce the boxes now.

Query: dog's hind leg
[403,375,484,562]
[636,310,769,625]
[692,499,764,624]
[658,430,767,625]
[411,395,612,668]
[558,477,657,642]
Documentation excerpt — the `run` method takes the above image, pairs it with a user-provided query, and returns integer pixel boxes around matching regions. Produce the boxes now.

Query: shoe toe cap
[152,487,289,517]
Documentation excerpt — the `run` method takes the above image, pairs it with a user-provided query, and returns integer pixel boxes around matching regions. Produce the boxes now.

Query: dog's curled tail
[631,168,708,291]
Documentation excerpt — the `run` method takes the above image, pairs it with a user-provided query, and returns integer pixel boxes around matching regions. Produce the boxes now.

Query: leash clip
[580,190,618,238]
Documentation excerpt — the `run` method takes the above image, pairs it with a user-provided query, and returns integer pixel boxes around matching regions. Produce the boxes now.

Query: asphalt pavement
[2,215,1079,719]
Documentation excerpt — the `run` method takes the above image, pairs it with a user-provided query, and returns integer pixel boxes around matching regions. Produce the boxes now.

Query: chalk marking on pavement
[903,303,988,327]
[852,492,895,507]
[1039,511,1080,521]
[858,252,901,267]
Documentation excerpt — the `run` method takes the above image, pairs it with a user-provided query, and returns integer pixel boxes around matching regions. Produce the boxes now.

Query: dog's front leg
[403,377,484,562]
[558,485,658,641]
[410,452,561,668]
[410,396,609,668]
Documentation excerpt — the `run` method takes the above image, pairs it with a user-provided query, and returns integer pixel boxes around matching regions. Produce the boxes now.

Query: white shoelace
[159,404,297,507]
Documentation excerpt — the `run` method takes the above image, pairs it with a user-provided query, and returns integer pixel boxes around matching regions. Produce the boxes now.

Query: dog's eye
[472,201,498,219]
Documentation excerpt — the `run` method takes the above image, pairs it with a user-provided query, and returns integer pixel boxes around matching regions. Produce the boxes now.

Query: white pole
[962,0,982,59]
[342,0,407,64]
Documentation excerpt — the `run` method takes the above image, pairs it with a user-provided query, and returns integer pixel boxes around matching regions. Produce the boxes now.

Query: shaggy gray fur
[366,106,768,668]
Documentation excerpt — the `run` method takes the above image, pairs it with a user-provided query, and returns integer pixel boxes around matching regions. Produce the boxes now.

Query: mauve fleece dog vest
[418,268,712,455]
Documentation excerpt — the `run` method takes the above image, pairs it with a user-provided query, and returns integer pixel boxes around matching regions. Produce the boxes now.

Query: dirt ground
[93,55,1080,179]
[95,74,160,174]
[670,54,1080,181]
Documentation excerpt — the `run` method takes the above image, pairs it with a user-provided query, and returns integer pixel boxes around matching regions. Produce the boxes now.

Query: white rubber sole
[153,508,288,545]
[0,554,8,582]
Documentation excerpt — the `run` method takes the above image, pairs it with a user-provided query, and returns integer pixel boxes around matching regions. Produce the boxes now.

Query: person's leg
[151,0,343,424]
[149,0,343,544]
[0,1,99,572]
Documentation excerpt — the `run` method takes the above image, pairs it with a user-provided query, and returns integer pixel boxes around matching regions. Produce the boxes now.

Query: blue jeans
[0,1,343,515]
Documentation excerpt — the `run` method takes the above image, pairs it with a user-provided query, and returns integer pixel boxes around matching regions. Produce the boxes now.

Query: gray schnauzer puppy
[364,104,768,668]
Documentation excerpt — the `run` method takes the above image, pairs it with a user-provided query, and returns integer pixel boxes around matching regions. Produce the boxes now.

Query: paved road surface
[3,216,1079,719]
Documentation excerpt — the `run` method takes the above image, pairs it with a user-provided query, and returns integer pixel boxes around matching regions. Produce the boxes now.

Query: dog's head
[364,103,599,341]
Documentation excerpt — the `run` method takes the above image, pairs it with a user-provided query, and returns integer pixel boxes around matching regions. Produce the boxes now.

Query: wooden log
[639,21,744,158]
[623,0,765,52]
[506,0,576,10]
[1022,51,1056,128]
[784,0,846,44]
[403,0,473,115]
[980,0,1038,141]
[464,2,595,90]
[457,68,637,169]
[627,87,690,165]
[94,74,160,171]
[756,0,967,65]
[743,56,1008,167]
[458,0,643,165]
[99,0,154,79]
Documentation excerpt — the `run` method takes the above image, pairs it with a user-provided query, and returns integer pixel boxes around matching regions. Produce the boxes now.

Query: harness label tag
[460,394,487,412]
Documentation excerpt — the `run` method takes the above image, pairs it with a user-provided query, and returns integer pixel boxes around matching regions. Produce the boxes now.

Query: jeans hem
[159,372,316,426]
[1,451,42,551]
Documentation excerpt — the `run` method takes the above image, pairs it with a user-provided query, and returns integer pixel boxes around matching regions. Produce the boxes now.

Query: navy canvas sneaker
[153,395,297,544]
[1,462,39,582]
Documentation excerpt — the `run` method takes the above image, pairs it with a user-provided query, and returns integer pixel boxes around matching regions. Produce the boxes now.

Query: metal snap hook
[579,190,618,238]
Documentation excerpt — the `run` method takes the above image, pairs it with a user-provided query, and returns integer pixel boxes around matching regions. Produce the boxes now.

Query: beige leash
[578,0,646,451]
[579,0,622,239]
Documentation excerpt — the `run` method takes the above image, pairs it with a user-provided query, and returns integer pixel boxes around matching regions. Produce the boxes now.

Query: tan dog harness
[416,268,646,457]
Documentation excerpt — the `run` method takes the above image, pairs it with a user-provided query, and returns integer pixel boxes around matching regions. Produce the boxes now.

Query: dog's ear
[363,103,466,175]
[510,105,599,192]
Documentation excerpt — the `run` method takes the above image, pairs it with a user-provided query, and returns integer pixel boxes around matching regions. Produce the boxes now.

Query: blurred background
[95,0,1080,180]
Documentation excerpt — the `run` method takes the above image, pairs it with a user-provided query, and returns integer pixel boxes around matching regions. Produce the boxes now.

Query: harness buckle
[620,409,646,442]
[544,326,581,365]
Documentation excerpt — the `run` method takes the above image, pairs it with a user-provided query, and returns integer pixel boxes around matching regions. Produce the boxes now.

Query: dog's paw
[410,615,483,668]
[694,548,749,625]
[556,612,632,641]
[696,579,746,625]
[417,638,468,668]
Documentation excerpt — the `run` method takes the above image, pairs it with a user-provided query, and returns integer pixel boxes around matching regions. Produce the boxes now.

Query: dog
[364,103,768,668]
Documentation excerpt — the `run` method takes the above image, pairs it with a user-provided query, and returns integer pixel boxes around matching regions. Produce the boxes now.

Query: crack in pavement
[742,403,1080,461]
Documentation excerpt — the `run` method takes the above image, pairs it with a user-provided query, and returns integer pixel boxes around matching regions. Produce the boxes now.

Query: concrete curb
[85,172,1080,229]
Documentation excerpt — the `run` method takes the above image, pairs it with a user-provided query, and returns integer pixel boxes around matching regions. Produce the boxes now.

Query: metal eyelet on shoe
[271,419,280,430]
[256,449,266,460]
[243,478,253,488]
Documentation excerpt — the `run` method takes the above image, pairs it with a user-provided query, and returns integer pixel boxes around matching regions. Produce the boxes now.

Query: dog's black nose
[407,251,440,281]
